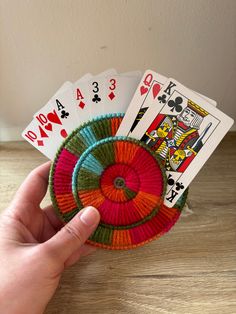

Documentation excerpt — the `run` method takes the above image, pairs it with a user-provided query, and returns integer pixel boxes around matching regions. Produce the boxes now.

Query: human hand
[0,162,100,314]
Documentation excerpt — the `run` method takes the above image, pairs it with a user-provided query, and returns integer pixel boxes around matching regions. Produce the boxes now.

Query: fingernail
[80,206,100,227]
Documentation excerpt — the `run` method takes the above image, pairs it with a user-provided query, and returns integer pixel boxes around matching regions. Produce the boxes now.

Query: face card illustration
[116,70,167,136]
[132,79,234,207]
[103,75,141,114]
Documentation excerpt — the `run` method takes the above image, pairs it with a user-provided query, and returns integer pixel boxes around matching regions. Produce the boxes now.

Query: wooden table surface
[0,133,236,314]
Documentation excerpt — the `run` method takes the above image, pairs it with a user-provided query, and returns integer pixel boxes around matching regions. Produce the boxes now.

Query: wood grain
[0,134,236,314]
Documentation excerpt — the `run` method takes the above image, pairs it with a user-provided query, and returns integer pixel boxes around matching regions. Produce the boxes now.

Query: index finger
[13,161,51,207]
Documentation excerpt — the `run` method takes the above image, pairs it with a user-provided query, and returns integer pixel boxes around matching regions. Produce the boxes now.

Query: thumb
[43,206,100,264]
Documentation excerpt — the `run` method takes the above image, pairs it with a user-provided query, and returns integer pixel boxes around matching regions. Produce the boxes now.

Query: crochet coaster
[50,114,188,250]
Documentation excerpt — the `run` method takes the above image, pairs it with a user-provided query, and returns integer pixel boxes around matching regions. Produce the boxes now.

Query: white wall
[1,0,236,140]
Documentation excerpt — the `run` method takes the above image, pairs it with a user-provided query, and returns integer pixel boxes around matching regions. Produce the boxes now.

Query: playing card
[73,69,118,123]
[116,70,167,136]
[87,76,106,118]
[25,75,92,159]
[73,73,93,86]
[88,69,117,119]
[22,117,64,159]
[32,100,72,158]
[103,74,141,114]
[116,70,217,137]
[33,78,75,122]
[195,91,217,107]
[55,81,73,94]
[22,120,51,158]
[73,73,93,123]
[34,84,78,132]
[132,78,234,207]
[41,81,72,110]
[119,70,142,78]
[96,68,117,77]
[22,80,76,159]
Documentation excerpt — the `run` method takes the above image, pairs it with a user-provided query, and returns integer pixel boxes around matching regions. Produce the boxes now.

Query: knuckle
[64,224,84,244]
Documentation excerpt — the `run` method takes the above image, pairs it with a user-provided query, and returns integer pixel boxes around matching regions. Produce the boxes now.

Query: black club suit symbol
[158,94,167,104]
[61,110,69,119]
[176,182,184,191]
[167,175,175,186]
[168,96,183,113]
[92,94,101,103]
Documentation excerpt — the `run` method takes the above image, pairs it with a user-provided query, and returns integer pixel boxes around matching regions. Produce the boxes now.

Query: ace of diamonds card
[131,79,234,207]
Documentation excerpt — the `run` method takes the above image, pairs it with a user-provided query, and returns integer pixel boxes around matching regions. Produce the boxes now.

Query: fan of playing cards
[22,69,234,250]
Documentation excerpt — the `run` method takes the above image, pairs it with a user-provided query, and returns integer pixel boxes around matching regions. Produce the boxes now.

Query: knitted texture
[50,114,188,250]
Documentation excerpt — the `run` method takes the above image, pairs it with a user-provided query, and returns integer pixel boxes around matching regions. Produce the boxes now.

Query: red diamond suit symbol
[79,101,85,109]
[108,92,115,100]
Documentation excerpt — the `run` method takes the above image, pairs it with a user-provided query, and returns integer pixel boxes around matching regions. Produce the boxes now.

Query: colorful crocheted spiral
[50,114,188,250]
